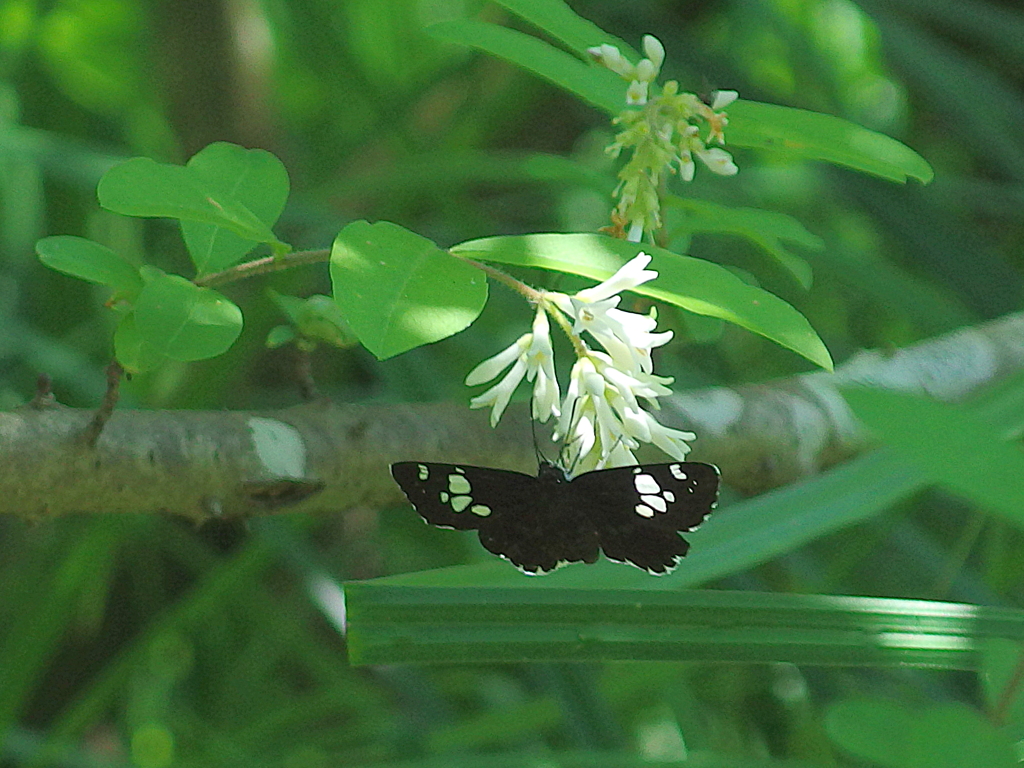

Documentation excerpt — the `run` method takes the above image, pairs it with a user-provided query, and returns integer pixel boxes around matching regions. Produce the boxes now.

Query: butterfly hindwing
[568,462,720,574]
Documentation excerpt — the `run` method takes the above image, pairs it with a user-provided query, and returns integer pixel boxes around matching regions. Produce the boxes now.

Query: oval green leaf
[331,220,488,360]
[133,273,243,362]
[36,235,142,295]
[728,100,934,184]
[97,155,284,247]
[114,313,169,374]
[451,232,833,370]
[181,142,291,276]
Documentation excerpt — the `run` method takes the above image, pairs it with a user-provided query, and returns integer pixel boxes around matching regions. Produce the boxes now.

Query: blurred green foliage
[2,0,1024,766]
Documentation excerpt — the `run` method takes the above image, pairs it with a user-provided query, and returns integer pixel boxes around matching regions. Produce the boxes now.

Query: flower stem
[458,256,543,302]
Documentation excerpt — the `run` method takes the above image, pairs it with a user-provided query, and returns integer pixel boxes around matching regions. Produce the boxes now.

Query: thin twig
[194,249,331,288]
[29,374,55,409]
[80,360,124,448]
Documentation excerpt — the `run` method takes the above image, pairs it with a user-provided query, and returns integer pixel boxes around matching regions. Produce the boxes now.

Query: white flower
[556,351,694,475]
[711,89,738,111]
[586,43,634,78]
[466,335,530,427]
[697,146,738,176]
[642,35,665,71]
[575,252,658,303]
[465,304,559,427]
[555,253,672,374]
[526,306,560,422]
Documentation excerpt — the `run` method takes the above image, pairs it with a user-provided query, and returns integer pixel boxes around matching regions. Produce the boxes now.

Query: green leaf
[342,585,1024,666]
[268,290,358,349]
[425,18,932,187]
[181,142,290,276]
[827,699,1017,768]
[728,101,934,184]
[330,220,488,360]
[35,235,142,295]
[133,272,243,362]
[451,232,833,371]
[493,0,630,59]
[97,155,286,248]
[843,388,1024,528]
[826,698,914,768]
[426,20,624,115]
[980,639,1024,731]
[903,703,1016,768]
[664,197,823,290]
[113,313,169,374]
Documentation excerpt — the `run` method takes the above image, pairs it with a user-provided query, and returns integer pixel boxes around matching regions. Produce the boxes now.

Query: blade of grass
[344,585,1024,666]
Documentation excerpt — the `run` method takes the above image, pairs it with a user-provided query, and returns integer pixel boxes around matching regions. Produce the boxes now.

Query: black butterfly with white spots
[390,460,720,575]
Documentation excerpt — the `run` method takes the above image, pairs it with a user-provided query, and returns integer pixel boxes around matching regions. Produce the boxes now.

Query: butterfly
[390,459,720,575]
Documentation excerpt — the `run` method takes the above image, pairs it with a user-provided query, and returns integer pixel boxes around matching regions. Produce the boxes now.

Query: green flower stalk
[588,35,739,242]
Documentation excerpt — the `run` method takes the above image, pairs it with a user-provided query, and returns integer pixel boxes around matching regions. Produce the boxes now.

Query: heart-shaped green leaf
[181,142,291,276]
[133,272,243,362]
[97,153,286,249]
[331,220,487,360]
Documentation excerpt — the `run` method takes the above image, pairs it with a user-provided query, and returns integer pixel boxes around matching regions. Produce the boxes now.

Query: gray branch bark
[3,312,1023,519]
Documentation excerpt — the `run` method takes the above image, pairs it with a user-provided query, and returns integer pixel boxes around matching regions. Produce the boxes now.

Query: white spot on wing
[634,474,661,494]
[635,504,655,518]
[471,504,491,517]
[417,464,429,481]
[663,490,676,503]
[448,474,471,494]
[641,494,667,513]
[248,417,307,478]
[670,464,687,480]
[450,495,471,512]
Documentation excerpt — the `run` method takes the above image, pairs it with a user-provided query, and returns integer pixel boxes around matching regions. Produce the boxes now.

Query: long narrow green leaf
[843,387,1024,528]
[426,20,623,114]
[727,101,934,184]
[452,232,833,370]
[344,586,1024,666]
[493,0,630,58]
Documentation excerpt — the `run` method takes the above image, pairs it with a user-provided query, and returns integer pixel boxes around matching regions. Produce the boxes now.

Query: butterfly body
[390,460,720,575]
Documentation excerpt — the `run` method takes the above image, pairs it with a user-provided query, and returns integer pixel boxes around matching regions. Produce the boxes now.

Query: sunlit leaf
[452,232,833,370]
[331,220,488,360]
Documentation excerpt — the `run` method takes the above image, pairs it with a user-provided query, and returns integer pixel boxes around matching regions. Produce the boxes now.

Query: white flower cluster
[465,253,696,474]
[587,35,739,241]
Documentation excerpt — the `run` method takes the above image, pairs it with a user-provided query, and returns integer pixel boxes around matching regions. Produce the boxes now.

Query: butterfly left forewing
[390,462,596,575]
[390,462,535,530]
[570,462,720,574]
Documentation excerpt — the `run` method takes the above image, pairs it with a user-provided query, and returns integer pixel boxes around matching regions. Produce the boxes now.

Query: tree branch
[3,312,1023,519]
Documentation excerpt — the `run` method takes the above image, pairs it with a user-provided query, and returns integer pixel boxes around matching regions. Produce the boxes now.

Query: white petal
[574,253,656,303]
[634,58,657,83]
[698,147,738,176]
[711,89,738,110]
[465,334,529,386]
[468,357,528,427]
[642,35,665,70]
